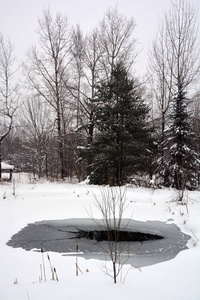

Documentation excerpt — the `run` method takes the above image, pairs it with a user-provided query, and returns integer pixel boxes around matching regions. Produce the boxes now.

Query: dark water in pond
[7,218,191,267]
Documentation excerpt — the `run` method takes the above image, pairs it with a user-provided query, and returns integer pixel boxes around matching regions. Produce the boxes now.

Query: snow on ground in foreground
[0,174,199,300]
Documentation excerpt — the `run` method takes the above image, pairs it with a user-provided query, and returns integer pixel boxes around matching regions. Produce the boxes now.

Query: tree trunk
[57,108,65,180]
[113,261,117,284]
[0,141,2,180]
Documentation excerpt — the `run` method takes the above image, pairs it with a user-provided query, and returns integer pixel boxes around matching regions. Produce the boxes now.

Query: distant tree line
[0,1,200,191]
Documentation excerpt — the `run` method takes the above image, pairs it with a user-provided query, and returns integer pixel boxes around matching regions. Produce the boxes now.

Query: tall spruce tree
[160,84,199,191]
[79,63,152,185]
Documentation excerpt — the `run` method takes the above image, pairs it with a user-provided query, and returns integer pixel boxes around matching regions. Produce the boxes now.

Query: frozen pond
[7,218,191,267]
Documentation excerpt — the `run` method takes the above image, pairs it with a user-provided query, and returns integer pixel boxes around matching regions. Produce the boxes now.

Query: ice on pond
[7,218,191,267]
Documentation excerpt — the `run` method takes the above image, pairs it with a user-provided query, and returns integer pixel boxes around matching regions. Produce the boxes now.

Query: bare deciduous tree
[0,33,19,178]
[93,187,130,284]
[149,0,200,146]
[83,29,102,144]
[149,25,174,149]
[71,25,86,130]
[24,10,73,179]
[98,6,137,79]
[165,0,200,88]
[19,95,54,178]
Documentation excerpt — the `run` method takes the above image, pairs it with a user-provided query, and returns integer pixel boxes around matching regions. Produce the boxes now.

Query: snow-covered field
[0,173,199,300]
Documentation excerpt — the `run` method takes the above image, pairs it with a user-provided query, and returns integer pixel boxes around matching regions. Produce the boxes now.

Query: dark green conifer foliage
[82,63,151,185]
[159,84,199,190]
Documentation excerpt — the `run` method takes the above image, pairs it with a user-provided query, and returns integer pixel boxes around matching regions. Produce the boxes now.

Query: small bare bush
[93,186,131,284]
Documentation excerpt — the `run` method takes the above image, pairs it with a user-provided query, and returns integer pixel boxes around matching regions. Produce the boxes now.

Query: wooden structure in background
[1,162,14,181]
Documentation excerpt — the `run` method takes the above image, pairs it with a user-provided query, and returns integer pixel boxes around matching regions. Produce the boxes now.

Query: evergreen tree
[159,84,199,190]
[78,63,152,185]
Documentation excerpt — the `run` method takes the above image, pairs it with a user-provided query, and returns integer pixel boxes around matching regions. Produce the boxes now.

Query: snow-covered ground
[0,173,199,300]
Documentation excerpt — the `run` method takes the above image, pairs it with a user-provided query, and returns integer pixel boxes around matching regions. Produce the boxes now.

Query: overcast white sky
[0,0,199,76]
